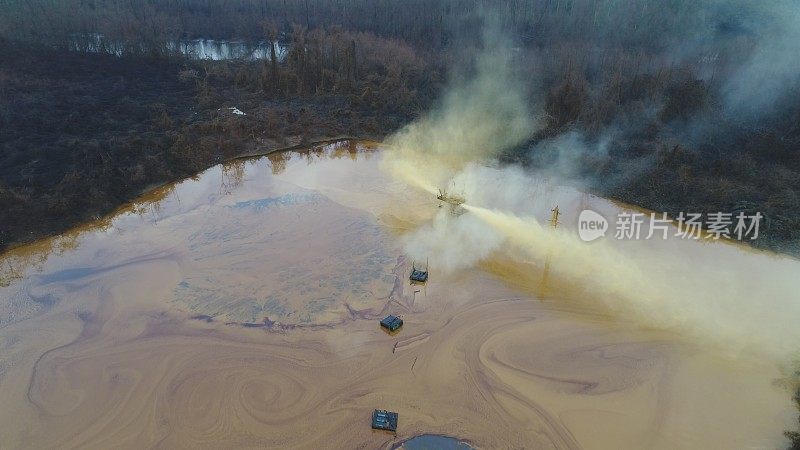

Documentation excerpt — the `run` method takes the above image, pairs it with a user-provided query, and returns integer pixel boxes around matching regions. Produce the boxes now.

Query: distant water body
[394,435,474,450]
[68,33,288,61]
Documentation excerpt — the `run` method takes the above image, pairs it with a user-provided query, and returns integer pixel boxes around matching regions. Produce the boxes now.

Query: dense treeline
[1,0,799,255]
[1,1,799,445]
[0,0,754,51]
[0,25,441,249]
[518,56,800,252]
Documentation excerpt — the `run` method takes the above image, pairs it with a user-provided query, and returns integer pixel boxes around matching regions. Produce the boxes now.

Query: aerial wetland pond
[0,141,797,449]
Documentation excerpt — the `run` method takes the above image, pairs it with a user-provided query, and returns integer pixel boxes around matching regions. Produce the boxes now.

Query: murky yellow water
[0,141,794,449]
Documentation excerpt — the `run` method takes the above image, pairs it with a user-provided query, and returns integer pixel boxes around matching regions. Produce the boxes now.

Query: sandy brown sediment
[12,269,789,449]
[0,141,794,449]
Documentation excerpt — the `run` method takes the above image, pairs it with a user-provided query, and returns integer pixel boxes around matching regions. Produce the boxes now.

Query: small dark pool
[393,435,474,450]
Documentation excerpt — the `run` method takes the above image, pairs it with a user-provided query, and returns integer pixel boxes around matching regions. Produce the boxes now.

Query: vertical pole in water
[550,206,560,229]
[541,206,559,299]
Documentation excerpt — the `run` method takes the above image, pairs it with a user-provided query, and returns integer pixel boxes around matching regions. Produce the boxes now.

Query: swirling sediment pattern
[0,143,792,449]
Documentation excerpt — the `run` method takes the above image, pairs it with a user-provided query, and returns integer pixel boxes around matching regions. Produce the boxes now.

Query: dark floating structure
[410,259,429,283]
[380,315,403,332]
[437,188,467,216]
[437,188,465,206]
[372,409,399,432]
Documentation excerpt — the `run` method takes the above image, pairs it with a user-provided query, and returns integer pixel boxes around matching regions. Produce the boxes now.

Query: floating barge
[437,188,467,216]
[372,409,398,432]
[437,188,465,206]
[410,259,428,283]
[410,268,428,283]
[380,315,403,332]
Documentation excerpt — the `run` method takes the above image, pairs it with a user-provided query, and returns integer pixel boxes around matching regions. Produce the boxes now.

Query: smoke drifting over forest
[383,22,539,193]
[2,0,800,252]
[383,9,800,366]
[721,1,800,118]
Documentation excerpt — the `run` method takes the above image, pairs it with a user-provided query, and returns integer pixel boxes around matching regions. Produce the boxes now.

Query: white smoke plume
[723,0,800,117]
[382,22,541,195]
[382,21,800,365]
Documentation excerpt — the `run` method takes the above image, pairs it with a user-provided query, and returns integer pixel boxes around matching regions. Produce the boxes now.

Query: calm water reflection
[68,33,289,60]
